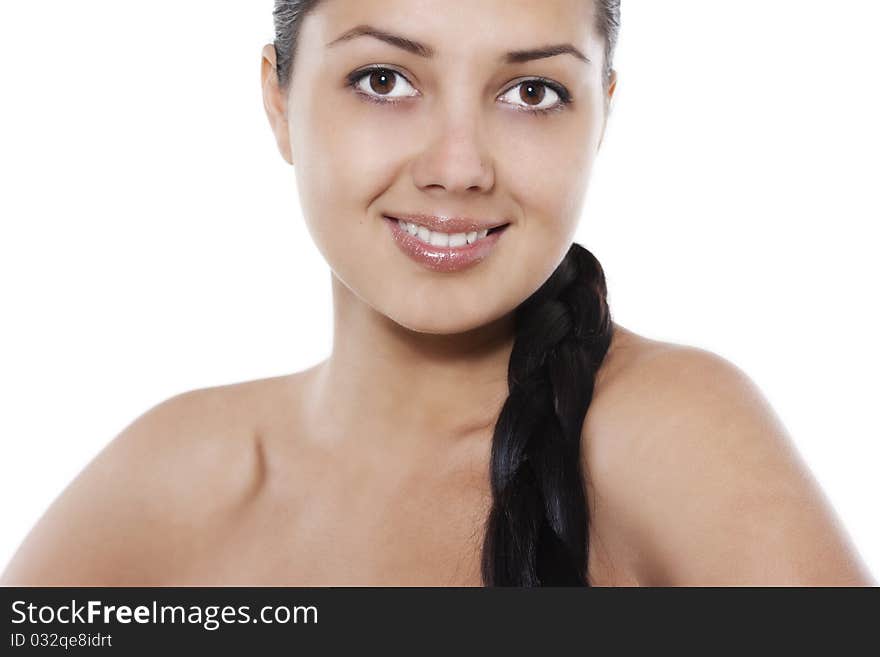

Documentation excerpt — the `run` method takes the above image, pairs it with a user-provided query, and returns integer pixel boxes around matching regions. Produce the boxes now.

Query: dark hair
[272,0,620,586]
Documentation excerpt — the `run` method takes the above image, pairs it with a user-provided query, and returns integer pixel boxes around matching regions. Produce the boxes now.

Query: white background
[1,1,877,581]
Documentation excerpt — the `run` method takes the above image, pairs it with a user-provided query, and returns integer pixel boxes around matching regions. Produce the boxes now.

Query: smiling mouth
[383,215,509,273]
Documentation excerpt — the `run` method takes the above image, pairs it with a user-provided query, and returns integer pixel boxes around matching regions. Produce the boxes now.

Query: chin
[385,303,512,337]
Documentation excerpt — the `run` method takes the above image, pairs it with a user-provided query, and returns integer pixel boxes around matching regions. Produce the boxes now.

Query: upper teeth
[397,219,490,247]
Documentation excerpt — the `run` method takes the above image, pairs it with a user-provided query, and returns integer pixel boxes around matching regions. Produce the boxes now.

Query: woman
[1,0,873,586]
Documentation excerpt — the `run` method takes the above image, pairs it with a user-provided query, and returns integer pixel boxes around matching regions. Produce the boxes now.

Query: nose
[410,113,496,195]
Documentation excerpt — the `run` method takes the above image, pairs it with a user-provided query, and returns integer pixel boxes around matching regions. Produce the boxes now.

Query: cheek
[503,118,595,234]
[291,111,382,248]
[289,100,418,307]
[295,102,416,223]
[497,120,597,303]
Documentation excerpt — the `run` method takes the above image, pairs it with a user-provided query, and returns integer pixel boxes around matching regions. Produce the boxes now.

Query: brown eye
[369,70,396,95]
[519,81,546,106]
[498,79,568,114]
[349,67,419,103]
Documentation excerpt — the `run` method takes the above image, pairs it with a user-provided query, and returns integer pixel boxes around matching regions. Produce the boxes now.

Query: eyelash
[344,65,573,117]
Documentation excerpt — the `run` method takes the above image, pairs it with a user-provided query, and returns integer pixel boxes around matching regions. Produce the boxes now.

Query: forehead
[304,0,600,63]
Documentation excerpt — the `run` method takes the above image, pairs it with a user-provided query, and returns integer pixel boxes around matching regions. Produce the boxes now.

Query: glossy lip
[383,215,509,273]
[387,212,510,234]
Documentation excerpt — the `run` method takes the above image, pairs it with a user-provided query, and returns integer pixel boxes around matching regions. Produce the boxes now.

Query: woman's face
[265,0,614,334]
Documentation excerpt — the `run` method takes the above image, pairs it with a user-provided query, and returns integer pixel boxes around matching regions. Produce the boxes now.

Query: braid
[481,242,614,586]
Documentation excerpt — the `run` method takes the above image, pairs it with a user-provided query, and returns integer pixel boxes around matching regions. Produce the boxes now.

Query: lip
[383,215,509,273]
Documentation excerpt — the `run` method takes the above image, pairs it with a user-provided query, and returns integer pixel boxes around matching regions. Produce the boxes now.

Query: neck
[303,273,515,452]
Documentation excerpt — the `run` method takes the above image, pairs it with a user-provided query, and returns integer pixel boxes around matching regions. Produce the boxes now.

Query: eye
[346,66,420,105]
[497,79,572,115]
[345,67,572,116]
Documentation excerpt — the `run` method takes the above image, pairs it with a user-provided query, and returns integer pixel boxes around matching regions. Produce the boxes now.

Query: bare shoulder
[583,323,876,586]
[0,372,304,586]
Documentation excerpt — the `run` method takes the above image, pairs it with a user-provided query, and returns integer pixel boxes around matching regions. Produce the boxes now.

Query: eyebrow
[326,24,591,65]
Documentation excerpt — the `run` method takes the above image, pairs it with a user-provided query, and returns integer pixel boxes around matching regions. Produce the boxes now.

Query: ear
[261,44,293,165]
[598,68,618,151]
